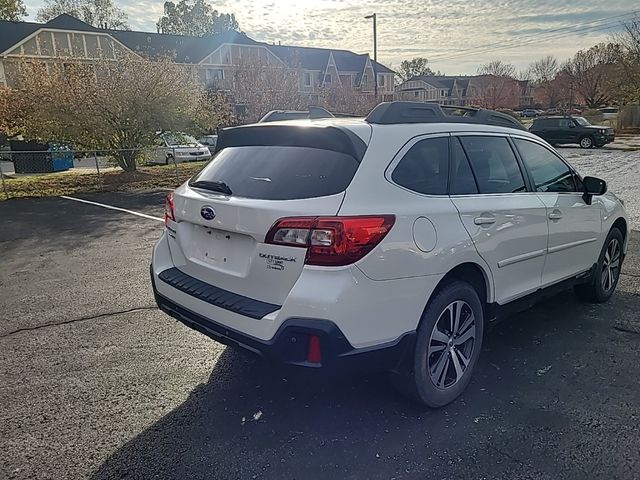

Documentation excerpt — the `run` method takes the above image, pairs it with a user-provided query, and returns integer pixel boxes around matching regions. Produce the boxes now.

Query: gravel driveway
[561,147,640,229]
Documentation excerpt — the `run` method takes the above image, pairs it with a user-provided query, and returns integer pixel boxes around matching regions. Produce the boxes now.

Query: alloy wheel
[427,300,476,389]
[601,238,621,293]
[580,137,593,148]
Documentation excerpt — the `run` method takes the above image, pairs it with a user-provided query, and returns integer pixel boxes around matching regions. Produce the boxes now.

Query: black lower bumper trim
[151,267,415,372]
[157,267,280,320]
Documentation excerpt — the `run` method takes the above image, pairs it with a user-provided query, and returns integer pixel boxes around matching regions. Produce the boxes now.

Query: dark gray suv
[530,116,615,148]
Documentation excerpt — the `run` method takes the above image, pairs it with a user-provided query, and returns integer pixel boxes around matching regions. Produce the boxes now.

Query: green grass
[0,162,206,200]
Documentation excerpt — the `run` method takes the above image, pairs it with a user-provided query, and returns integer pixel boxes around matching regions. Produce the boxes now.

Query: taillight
[265,215,395,266]
[164,192,175,227]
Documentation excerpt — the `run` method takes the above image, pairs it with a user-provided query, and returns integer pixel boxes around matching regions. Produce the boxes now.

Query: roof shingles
[0,14,394,77]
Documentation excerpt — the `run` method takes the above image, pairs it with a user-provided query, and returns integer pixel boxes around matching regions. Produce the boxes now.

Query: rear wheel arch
[423,262,492,324]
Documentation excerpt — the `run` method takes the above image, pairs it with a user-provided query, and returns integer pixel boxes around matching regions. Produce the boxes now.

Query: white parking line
[60,195,164,222]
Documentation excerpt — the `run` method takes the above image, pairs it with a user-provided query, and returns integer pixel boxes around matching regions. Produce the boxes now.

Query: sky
[23,0,639,75]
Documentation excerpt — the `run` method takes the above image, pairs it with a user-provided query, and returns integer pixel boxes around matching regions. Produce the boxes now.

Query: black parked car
[529,116,615,148]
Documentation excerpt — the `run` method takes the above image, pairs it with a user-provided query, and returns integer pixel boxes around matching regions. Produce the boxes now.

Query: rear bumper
[151,266,415,372]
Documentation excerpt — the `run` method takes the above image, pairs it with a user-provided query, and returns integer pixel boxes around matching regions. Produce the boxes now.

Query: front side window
[459,136,526,194]
[559,119,573,128]
[391,137,449,195]
[513,139,576,193]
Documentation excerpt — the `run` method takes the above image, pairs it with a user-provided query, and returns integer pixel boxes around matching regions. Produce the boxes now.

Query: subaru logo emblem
[200,206,216,221]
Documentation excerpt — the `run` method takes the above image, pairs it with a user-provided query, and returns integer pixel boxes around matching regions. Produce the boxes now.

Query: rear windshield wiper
[189,180,232,195]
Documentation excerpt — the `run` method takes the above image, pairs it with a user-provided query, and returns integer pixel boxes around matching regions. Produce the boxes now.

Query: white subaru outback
[151,102,628,407]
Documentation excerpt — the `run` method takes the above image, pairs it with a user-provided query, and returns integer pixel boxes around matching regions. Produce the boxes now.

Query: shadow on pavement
[90,290,640,480]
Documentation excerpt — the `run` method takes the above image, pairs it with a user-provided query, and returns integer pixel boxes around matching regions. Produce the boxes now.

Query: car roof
[534,116,572,120]
[241,117,539,143]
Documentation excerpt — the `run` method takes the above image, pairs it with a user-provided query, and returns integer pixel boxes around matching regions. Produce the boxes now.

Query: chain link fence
[0,147,213,200]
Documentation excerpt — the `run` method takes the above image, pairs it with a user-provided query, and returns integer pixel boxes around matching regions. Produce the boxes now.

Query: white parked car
[151,102,628,407]
[198,135,218,155]
[150,132,211,165]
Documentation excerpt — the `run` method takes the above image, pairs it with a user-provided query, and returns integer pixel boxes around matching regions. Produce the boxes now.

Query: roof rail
[259,106,334,123]
[365,101,527,131]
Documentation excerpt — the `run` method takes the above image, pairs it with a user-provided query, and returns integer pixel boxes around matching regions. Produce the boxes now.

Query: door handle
[548,210,563,220]
[474,216,496,225]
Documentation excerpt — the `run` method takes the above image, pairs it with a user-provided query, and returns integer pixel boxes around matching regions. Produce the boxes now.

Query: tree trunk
[116,149,138,172]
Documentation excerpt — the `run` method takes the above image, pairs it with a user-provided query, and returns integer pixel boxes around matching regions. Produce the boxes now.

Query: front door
[556,118,576,144]
[450,135,548,304]
[511,137,602,285]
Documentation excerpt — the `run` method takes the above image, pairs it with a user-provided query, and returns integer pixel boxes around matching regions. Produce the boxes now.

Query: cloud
[25,0,636,74]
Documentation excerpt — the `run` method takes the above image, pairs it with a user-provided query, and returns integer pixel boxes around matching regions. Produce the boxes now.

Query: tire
[574,228,624,302]
[579,135,594,149]
[394,281,484,407]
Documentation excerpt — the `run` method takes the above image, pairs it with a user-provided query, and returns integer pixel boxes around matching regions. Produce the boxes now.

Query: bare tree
[227,57,305,123]
[526,56,562,107]
[475,60,518,109]
[317,85,378,116]
[562,43,619,107]
[612,15,640,104]
[478,59,516,78]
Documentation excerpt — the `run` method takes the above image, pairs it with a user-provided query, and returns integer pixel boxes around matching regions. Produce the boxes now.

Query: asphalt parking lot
[1,186,639,480]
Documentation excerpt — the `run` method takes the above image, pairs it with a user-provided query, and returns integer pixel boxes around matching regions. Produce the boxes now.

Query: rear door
[512,137,602,285]
[533,118,554,143]
[167,125,368,306]
[450,134,548,304]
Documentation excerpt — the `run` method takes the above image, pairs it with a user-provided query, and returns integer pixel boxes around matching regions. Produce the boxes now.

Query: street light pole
[365,13,377,98]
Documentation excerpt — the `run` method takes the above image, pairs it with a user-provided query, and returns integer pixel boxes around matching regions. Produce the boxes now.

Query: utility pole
[365,13,377,98]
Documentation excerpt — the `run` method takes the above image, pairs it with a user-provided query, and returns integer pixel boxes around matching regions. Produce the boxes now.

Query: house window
[303,72,312,87]
[414,91,419,97]
[324,74,332,84]
[362,74,368,84]
[440,90,446,97]
[206,69,224,81]
[378,75,385,86]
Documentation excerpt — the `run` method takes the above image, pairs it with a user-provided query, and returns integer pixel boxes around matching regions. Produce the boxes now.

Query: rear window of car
[190,146,359,200]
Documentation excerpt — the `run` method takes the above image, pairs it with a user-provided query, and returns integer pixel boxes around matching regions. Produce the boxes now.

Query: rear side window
[391,137,449,195]
[450,137,478,195]
[514,139,577,193]
[191,146,359,200]
[459,136,526,194]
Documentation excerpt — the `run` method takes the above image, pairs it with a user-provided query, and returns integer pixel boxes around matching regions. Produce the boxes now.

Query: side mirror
[582,176,607,205]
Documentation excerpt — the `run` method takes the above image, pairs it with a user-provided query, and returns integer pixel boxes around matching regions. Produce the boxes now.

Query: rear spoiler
[214,124,367,162]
